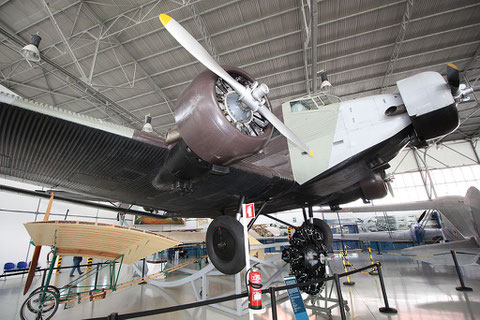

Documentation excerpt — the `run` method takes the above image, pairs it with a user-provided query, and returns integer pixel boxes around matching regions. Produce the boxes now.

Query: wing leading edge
[0,92,295,216]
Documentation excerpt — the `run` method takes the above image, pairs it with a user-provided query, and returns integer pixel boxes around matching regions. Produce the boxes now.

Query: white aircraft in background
[332,210,444,244]
[320,187,480,266]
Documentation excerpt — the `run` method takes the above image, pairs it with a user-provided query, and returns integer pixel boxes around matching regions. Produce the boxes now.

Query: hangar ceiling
[0,0,479,142]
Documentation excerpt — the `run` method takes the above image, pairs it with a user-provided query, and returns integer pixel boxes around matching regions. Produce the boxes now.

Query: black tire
[312,218,333,250]
[206,215,245,275]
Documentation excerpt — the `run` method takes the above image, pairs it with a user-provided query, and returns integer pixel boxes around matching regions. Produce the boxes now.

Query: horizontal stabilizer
[401,238,480,266]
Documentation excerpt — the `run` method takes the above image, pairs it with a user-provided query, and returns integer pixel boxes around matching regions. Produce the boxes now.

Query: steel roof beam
[1,0,407,88]
[310,0,318,94]
[380,0,414,93]
[27,19,480,113]
[81,1,175,120]
[5,1,476,100]
[41,0,88,82]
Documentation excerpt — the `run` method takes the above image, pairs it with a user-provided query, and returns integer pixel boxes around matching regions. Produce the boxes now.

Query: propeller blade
[159,13,312,156]
[23,192,54,295]
[386,181,395,198]
[417,210,427,224]
[446,63,460,95]
[159,14,245,96]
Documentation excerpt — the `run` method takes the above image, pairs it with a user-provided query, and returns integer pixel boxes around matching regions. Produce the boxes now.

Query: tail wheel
[206,215,245,275]
[282,218,333,295]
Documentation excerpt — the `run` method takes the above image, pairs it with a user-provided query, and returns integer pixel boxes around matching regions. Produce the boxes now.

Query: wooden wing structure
[24,221,181,264]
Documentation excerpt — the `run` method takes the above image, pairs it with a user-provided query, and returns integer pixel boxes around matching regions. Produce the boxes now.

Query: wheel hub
[212,227,235,262]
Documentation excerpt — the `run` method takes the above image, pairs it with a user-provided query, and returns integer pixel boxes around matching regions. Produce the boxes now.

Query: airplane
[332,210,444,245]
[0,13,474,295]
[321,187,480,266]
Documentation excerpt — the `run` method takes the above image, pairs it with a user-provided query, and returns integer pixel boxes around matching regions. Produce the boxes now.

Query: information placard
[283,275,309,320]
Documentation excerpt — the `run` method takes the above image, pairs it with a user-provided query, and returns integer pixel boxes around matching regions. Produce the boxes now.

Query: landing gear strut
[282,218,333,295]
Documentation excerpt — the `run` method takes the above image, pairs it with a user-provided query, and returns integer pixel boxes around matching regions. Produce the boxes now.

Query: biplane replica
[19,193,184,320]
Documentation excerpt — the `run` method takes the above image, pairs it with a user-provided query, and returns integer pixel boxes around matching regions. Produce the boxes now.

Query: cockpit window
[290,99,318,112]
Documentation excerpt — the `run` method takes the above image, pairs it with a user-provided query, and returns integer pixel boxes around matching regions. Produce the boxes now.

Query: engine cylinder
[174,66,273,165]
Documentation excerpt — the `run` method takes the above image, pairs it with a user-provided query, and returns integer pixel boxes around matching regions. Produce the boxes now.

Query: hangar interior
[0,0,480,319]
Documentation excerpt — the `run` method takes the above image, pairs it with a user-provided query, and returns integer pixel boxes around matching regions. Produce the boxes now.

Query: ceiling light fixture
[21,33,42,63]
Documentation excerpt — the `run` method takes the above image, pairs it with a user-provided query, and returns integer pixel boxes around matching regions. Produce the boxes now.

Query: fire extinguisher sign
[242,203,255,219]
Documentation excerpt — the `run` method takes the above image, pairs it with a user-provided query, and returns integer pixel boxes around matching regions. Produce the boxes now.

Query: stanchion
[269,286,277,320]
[368,248,378,276]
[376,263,398,314]
[344,245,353,267]
[450,250,473,292]
[333,274,347,320]
[55,255,62,274]
[139,258,147,285]
[341,252,355,286]
[287,227,293,240]
[86,257,93,270]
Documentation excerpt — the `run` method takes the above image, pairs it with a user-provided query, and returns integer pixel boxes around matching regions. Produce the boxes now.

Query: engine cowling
[174,66,273,165]
[359,173,388,201]
[397,72,459,141]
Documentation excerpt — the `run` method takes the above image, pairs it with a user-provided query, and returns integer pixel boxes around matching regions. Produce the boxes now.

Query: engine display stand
[304,258,349,320]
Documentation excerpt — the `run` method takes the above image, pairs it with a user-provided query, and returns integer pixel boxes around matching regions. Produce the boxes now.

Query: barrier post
[55,255,62,274]
[376,263,398,314]
[139,258,147,285]
[287,227,293,240]
[450,250,473,291]
[86,257,93,270]
[269,286,277,320]
[333,274,347,320]
[344,245,353,267]
[341,252,355,286]
[368,248,378,276]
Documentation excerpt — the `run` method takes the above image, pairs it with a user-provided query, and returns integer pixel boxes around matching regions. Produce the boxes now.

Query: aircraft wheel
[20,288,58,320]
[311,218,333,250]
[206,215,245,274]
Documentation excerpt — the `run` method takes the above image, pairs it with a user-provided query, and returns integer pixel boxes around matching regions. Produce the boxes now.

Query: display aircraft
[322,187,480,266]
[333,210,444,244]
[0,13,474,293]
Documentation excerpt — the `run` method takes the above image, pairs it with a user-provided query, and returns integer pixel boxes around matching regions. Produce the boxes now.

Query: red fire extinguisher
[248,267,263,310]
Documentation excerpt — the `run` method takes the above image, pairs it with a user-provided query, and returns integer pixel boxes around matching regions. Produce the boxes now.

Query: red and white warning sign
[242,203,255,219]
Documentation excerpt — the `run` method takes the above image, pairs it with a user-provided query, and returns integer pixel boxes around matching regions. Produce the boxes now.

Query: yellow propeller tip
[159,13,172,26]
[447,62,458,70]
[309,150,314,156]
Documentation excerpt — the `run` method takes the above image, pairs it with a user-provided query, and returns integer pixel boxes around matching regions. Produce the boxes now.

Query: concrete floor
[1,251,479,320]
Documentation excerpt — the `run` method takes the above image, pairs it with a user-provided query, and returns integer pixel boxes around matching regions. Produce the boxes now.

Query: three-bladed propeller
[159,14,313,156]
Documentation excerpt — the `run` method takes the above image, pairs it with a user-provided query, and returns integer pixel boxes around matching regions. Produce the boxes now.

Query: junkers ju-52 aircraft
[0,13,473,293]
